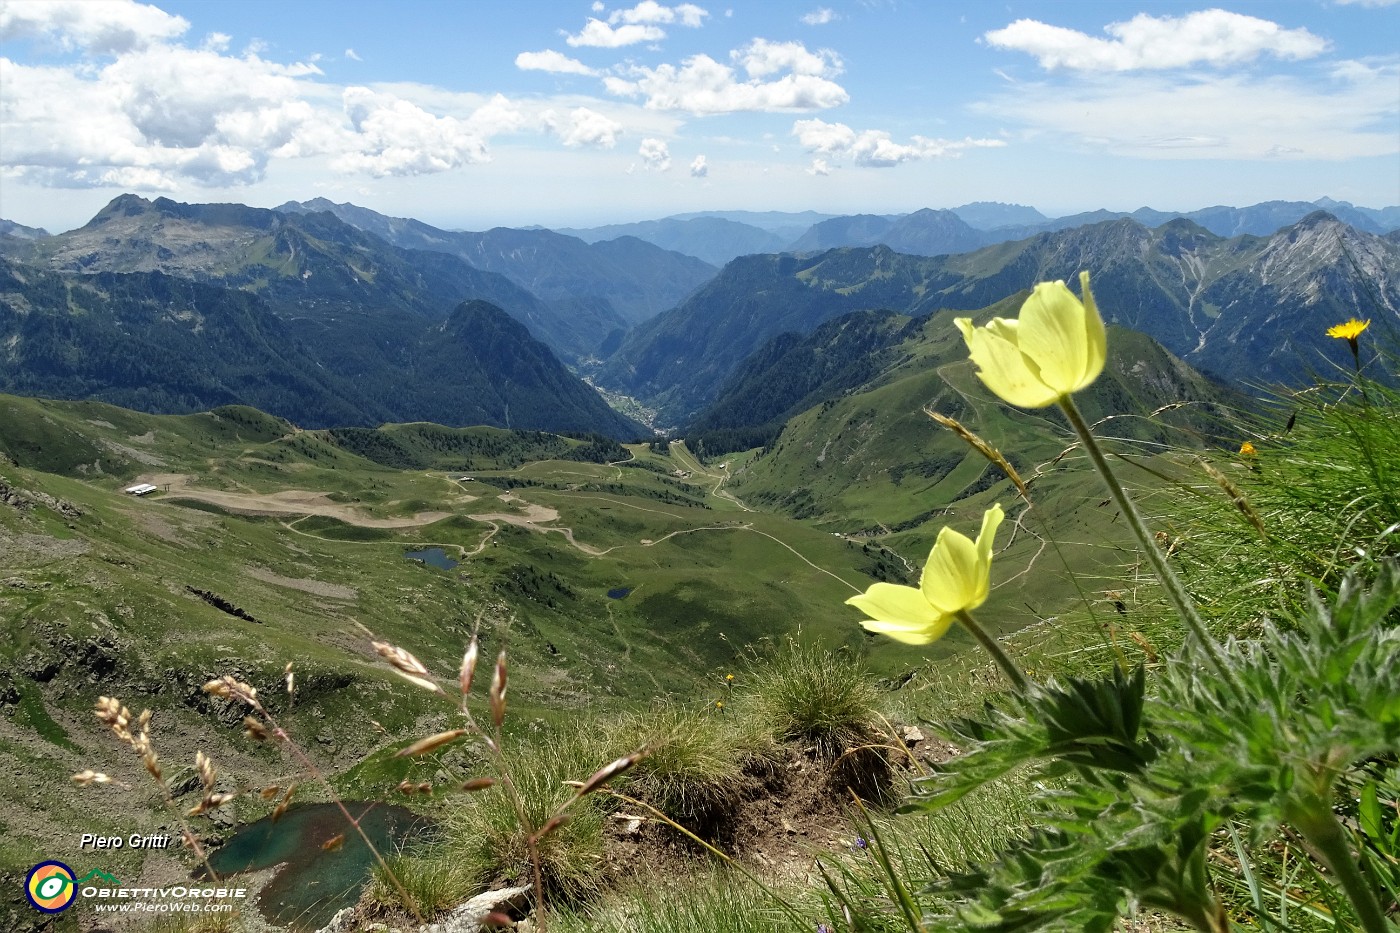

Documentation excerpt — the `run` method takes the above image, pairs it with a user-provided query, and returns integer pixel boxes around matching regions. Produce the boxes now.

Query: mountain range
[2,193,1397,442]
[557,199,1400,267]
[601,212,1400,425]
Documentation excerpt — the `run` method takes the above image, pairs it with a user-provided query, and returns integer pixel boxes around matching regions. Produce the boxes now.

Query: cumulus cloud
[807,157,830,175]
[689,153,708,176]
[0,45,331,188]
[793,118,1006,167]
[609,1,708,28]
[801,8,837,26]
[638,137,671,170]
[738,38,840,78]
[331,87,495,176]
[984,10,1329,71]
[344,48,361,61]
[515,49,597,75]
[0,0,189,54]
[557,107,623,147]
[604,39,847,113]
[0,18,545,191]
[566,18,665,47]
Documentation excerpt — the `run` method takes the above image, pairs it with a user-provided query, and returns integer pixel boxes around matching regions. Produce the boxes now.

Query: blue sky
[1,0,1396,233]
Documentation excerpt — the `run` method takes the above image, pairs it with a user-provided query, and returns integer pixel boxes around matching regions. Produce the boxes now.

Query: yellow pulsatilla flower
[955,272,1106,409]
[1239,441,1257,457]
[1327,318,1370,341]
[846,505,1004,644]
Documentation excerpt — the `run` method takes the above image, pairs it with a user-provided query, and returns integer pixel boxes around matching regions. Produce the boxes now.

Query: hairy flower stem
[1289,796,1391,933]
[1058,396,1239,691]
[955,610,1029,691]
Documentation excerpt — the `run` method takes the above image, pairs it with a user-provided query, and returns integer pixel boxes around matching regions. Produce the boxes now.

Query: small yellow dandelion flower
[1238,442,1256,457]
[1326,318,1370,341]
[725,673,734,683]
[714,701,724,710]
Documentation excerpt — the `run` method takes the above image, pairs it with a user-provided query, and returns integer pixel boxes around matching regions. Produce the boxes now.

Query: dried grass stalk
[926,409,1031,503]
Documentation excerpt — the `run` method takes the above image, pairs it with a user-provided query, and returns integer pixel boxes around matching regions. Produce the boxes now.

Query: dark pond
[201,802,432,931]
[607,587,632,599]
[404,547,458,570]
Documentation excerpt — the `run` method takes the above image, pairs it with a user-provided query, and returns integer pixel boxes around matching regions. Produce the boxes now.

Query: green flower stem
[955,609,1030,691]
[1289,796,1391,933]
[1057,395,1238,691]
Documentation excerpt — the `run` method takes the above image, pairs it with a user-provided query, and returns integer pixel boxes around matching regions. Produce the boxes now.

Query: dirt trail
[137,473,450,528]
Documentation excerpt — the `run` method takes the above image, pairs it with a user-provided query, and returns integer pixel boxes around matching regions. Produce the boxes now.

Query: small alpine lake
[200,802,433,931]
[403,547,459,570]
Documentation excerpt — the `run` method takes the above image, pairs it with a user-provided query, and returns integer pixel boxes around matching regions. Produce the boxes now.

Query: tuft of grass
[140,914,242,933]
[605,702,777,827]
[368,851,477,917]
[745,641,881,758]
[437,732,609,903]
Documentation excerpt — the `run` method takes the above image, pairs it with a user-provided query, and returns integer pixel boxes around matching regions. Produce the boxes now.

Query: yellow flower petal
[860,615,954,645]
[955,273,1106,409]
[846,506,1003,645]
[956,316,1063,409]
[1326,318,1370,340]
[922,527,981,613]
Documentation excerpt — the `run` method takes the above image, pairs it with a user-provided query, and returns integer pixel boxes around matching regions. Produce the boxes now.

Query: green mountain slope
[276,198,717,332]
[724,301,1244,534]
[0,259,381,427]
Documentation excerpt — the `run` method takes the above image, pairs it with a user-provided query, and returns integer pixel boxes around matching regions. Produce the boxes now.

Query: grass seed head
[489,650,508,727]
[396,729,468,758]
[460,635,480,696]
[372,641,444,694]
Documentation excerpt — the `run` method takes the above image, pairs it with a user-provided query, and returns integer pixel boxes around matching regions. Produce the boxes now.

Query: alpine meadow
[1,2,1397,932]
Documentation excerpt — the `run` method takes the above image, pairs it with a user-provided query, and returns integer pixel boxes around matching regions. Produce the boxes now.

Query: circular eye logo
[25,861,76,913]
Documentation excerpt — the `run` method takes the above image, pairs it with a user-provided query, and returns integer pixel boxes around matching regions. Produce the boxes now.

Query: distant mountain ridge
[539,199,1399,269]
[276,197,717,342]
[600,212,1400,424]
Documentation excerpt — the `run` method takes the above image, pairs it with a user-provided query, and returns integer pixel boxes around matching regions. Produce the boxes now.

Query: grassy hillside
[1,396,983,917]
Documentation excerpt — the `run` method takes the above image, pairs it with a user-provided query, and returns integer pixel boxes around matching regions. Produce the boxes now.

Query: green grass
[604,702,778,827]
[744,640,882,758]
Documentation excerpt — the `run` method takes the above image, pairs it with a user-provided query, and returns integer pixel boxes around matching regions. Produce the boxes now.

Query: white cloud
[0,46,332,189]
[689,154,708,176]
[973,65,1399,161]
[515,49,597,76]
[558,107,622,148]
[0,0,189,54]
[807,157,830,175]
[609,2,708,28]
[984,10,1329,72]
[738,38,841,78]
[638,137,671,170]
[331,87,495,176]
[605,42,848,114]
[566,18,665,48]
[793,118,1006,167]
[345,48,361,61]
[801,8,837,26]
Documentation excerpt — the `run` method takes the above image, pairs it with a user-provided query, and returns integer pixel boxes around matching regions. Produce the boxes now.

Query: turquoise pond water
[201,802,432,931]
[404,547,458,570]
